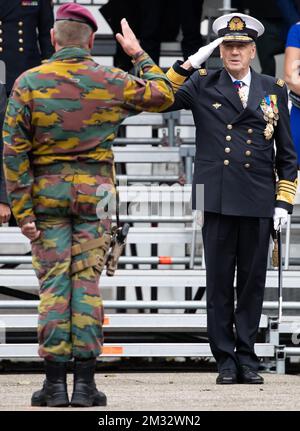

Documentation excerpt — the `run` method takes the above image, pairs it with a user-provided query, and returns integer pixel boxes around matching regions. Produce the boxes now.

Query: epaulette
[276,79,285,88]
[199,69,207,76]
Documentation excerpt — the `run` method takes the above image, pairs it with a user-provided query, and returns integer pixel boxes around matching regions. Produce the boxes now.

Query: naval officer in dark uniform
[0,0,54,224]
[166,13,298,384]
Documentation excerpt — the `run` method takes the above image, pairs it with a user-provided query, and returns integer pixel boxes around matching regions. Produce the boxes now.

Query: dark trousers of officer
[202,212,272,372]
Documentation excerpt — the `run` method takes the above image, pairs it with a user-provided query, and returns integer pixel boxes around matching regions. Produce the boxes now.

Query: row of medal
[260,95,279,140]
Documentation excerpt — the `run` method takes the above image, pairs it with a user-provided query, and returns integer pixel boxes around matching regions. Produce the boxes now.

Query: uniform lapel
[246,68,265,112]
[214,68,244,113]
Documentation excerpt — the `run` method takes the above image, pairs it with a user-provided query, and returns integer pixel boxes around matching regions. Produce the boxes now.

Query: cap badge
[227,16,246,32]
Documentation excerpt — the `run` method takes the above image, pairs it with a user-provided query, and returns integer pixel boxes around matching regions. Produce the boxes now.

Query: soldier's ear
[88,32,95,50]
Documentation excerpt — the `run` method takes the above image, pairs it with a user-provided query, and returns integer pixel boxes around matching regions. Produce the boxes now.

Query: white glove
[188,37,224,69]
[273,207,288,231]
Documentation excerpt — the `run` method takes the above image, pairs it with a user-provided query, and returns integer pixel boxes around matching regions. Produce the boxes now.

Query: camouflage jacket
[3,46,174,226]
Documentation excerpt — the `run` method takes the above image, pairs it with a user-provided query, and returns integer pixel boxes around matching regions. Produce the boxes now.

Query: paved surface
[0,372,299,411]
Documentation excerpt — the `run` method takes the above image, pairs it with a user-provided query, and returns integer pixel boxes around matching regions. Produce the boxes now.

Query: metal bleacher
[1,111,300,373]
[0,1,300,373]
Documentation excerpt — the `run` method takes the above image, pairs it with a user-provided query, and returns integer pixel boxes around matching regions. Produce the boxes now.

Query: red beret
[56,3,98,33]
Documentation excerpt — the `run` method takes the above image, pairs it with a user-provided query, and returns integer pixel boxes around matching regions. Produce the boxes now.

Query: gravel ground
[0,372,299,411]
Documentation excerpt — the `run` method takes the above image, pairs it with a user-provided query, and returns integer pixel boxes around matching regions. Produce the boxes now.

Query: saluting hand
[0,203,11,225]
[21,222,41,241]
[188,37,224,69]
[116,18,143,57]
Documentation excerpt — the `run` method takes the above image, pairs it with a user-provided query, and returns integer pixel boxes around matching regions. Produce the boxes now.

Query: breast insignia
[212,102,222,109]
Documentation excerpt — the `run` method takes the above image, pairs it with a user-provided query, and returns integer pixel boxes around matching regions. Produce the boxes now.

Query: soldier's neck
[55,44,90,52]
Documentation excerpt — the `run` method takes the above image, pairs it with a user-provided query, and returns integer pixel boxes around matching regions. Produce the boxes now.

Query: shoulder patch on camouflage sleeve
[276,79,285,88]
[199,69,207,76]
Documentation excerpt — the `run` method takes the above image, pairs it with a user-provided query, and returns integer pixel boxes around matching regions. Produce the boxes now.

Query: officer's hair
[54,21,92,48]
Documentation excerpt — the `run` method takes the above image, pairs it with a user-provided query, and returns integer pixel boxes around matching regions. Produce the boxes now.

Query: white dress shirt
[228,69,252,108]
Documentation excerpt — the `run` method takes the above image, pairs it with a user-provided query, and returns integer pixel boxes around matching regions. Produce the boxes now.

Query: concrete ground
[0,372,299,411]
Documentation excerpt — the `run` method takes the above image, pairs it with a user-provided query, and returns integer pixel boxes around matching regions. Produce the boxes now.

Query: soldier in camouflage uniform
[3,3,174,408]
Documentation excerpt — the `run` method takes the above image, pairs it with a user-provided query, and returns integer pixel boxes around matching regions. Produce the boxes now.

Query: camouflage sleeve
[121,51,174,112]
[0,84,8,204]
[2,77,36,227]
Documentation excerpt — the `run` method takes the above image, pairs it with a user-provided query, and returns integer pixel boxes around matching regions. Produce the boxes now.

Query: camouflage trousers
[31,162,115,362]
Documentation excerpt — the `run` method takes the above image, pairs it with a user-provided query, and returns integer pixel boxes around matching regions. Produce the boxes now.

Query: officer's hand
[273,207,288,231]
[0,203,11,225]
[21,222,41,241]
[188,37,224,69]
[116,18,143,57]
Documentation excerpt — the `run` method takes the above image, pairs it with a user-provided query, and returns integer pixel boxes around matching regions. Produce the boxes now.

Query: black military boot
[31,360,69,407]
[71,358,107,407]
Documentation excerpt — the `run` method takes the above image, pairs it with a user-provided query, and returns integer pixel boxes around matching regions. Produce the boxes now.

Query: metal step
[114,147,181,163]
[0,314,269,330]
[0,300,299,310]
[0,269,299,291]
[0,227,198,255]
[116,175,180,183]
[112,138,195,146]
[123,113,165,126]
[122,111,194,127]
[0,256,199,265]
[0,269,204,290]
[0,343,275,358]
[278,316,300,334]
[0,227,198,248]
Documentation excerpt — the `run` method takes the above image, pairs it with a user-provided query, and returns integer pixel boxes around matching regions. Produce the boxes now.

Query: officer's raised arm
[163,38,223,111]
[115,18,174,112]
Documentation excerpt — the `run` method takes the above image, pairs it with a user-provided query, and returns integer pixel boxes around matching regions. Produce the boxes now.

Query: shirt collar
[228,68,251,87]
[50,46,92,62]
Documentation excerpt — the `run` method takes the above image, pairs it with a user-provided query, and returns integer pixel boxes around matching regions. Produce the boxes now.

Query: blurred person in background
[101,0,203,69]
[100,0,140,71]
[276,0,300,28]
[232,0,294,76]
[139,0,203,65]
[285,21,300,167]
